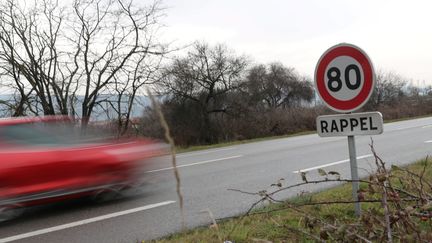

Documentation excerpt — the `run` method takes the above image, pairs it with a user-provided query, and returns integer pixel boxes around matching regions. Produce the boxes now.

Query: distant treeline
[140,43,432,146]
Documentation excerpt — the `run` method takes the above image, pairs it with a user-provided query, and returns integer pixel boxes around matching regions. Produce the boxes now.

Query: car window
[0,123,77,146]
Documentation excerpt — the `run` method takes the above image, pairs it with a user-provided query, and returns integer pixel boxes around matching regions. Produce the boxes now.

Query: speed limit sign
[315,43,375,113]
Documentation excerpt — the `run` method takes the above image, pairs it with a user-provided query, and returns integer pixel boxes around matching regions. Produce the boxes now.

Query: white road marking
[176,147,236,158]
[293,154,373,173]
[0,201,176,243]
[145,155,243,173]
[391,125,426,131]
[392,123,432,131]
[425,140,432,143]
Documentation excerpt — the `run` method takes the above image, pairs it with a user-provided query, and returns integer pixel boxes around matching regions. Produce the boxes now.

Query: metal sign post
[317,111,383,216]
[347,135,361,216]
[314,43,380,217]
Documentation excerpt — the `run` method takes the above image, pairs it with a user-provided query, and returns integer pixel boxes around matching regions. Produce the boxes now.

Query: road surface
[1,116,432,242]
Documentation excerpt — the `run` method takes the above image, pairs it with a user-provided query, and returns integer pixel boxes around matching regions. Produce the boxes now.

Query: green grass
[149,158,432,243]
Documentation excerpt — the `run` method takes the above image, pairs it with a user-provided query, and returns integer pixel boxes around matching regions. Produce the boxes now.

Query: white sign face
[315,43,375,113]
[316,112,383,137]
[324,56,365,101]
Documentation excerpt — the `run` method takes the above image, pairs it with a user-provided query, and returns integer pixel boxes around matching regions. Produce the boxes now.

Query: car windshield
[0,122,111,147]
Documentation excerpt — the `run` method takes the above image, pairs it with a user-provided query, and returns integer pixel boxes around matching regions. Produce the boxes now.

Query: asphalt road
[1,116,432,242]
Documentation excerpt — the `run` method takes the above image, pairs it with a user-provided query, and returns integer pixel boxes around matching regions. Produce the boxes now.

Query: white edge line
[425,140,432,143]
[145,155,243,173]
[393,125,421,131]
[0,200,176,243]
[293,154,373,173]
[176,147,236,158]
[395,124,432,131]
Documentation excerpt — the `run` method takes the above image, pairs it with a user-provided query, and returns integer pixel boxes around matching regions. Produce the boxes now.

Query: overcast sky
[160,0,432,86]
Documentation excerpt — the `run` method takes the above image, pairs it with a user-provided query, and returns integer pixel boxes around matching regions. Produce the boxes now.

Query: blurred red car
[0,116,167,221]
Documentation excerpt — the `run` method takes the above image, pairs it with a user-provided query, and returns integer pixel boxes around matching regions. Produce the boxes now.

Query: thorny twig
[230,178,421,200]
[200,209,222,241]
[226,140,432,242]
[369,140,392,242]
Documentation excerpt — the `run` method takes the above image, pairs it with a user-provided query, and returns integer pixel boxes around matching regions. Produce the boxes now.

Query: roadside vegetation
[150,148,432,242]
[141,47,432,148]
[176,114,431,154]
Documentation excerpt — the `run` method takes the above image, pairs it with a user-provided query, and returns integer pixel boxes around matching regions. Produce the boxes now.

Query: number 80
[327,65,361,92]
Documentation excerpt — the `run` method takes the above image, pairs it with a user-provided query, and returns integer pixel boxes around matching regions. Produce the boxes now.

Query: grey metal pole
[347,135,361,216]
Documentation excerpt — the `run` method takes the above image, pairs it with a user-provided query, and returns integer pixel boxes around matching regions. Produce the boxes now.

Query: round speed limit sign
[315,43,375,113]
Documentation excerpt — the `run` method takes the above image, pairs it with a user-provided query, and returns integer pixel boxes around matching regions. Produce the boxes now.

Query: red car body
[0,116,166,218]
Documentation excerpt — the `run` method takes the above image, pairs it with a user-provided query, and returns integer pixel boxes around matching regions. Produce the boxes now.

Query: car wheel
[91,185,125,203]
[0,205,24,223]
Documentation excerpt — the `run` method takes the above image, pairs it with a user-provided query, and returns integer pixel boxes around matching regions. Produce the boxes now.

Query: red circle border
[315,44,374,112]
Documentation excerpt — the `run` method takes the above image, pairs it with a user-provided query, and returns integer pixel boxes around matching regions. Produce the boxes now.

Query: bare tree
[244,63,314,109]
[0,0,68,116]
[0,0,166,128]
[70,0,165,127]
[365,70,407,109]
[107,52,164,135]
[160,42,248,143]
